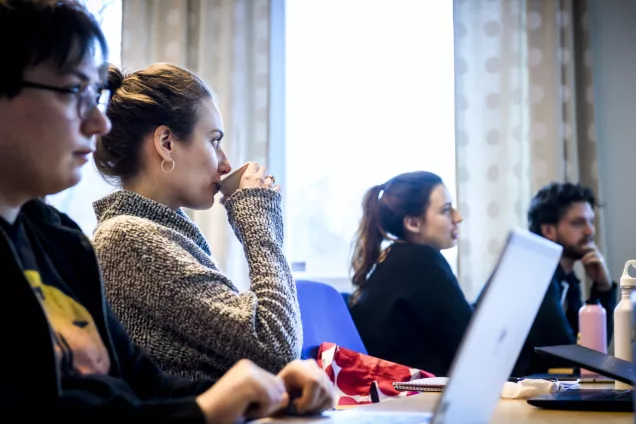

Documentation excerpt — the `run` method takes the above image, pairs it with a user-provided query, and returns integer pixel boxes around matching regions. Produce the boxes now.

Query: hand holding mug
[240,162,279,191]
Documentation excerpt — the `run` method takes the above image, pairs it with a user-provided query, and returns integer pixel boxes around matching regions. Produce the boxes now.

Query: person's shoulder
[390,242,446,266]
[93,214,165,245]
[95,214,144,232]
[22,199,82,232]
[93,215,197,262]
[389,243,456,283]
[377,243,441,281]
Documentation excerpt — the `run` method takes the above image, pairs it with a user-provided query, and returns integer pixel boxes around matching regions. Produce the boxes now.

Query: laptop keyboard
[324,411,433,423]
[331,415,431,423]
[586,391,633,401]
[556,389,633,401]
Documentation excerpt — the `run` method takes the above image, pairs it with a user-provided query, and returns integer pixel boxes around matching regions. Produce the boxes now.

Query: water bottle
[578,299,607,376]
[632,289,636,378]
[614,260,636,390]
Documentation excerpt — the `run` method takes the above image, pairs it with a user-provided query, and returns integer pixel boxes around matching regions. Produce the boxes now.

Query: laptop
[526,344,634,412]
[257,228,563,423]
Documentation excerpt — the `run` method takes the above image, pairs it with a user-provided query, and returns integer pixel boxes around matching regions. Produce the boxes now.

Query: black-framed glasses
[20,80,111,119]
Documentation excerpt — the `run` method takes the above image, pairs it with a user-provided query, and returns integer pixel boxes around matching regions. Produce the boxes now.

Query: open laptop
[526,344,634,412]
[258,228,563,423]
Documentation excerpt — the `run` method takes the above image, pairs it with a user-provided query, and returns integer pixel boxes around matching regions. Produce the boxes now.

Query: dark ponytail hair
[350,171,443,300]
[351,184,385,296]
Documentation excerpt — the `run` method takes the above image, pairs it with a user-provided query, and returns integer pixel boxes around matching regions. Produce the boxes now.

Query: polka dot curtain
[122,0,271,290]
[454,0,602,300]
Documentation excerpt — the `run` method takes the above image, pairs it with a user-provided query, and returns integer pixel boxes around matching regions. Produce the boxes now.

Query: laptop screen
[432,229,562,424]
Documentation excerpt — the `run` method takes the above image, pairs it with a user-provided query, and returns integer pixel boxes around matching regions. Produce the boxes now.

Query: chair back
[295,279,367,359]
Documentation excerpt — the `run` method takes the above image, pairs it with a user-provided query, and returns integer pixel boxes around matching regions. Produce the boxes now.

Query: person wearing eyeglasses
[0,1,332,423]
[18,79,111,120]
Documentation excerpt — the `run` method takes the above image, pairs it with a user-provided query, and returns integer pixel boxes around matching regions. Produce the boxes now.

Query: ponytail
[350,184,385,303]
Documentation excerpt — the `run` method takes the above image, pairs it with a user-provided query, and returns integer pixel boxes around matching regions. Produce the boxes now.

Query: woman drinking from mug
[92,63,301,381]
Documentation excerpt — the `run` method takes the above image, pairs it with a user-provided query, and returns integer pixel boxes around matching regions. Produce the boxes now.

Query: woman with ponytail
[349,171,472,376]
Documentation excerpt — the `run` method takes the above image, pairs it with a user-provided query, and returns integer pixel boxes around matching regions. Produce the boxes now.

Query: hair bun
[107,64,126,92]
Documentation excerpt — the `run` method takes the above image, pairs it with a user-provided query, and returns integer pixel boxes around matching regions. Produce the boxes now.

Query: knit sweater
[92,188,302,382]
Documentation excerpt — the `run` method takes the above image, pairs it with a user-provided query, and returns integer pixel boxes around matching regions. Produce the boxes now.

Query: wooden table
[258,392,633,423]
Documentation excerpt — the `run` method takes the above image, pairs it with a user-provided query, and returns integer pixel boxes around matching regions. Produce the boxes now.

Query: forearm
[7,380,206,424]
[225,188,302,365]
[106,306,214,399]
[591,281,618,341]
[593,279,613,292]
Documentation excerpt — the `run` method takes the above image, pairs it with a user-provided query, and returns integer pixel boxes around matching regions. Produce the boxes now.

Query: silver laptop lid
[432,228,562,424]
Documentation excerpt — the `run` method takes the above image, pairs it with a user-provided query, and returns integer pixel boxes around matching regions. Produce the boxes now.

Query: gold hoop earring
[161,159,175,173]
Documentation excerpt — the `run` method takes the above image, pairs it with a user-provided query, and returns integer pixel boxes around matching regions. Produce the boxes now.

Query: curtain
[454,0,601,300]
[122,0,271,290]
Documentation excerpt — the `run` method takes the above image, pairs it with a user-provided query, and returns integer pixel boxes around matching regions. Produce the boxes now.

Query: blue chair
[295,279,367,359]
[341,292,351,307]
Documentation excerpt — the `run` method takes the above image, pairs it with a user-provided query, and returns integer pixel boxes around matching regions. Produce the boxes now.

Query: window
[284,0,456,291]
[46,0,122,234]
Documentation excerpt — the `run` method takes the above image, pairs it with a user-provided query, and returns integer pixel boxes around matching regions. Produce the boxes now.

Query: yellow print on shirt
[24,270,110,375]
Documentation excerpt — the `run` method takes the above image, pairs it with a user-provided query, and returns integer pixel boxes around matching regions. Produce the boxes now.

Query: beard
[557,235,594,260]
[561,244,585,260]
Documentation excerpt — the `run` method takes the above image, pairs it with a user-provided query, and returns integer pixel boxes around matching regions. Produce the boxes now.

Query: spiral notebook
[392,377,449,392]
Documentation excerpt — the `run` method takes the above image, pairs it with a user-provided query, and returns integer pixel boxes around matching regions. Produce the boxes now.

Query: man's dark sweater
[349,243,473,377]
[513,265,617,376]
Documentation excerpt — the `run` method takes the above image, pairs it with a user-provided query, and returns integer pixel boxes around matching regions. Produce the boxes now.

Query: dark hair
[94,63,213,184]
[528,182,599,235]
[0,0,108,98]
[350,171,443,293]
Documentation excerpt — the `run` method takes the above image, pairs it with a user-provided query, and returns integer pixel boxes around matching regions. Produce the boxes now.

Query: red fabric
[316,342,434,406]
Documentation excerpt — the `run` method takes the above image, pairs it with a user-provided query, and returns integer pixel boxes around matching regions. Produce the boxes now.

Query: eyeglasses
[20,80,111,119]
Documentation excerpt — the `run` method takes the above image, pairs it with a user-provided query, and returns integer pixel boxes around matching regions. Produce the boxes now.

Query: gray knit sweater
[92,188,302,381]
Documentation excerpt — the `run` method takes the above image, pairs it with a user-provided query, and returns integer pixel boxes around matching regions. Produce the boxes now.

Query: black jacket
[513,265,617,376]
[1,200,213,423]
[350,243,473,376]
